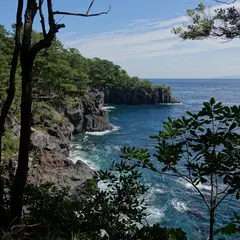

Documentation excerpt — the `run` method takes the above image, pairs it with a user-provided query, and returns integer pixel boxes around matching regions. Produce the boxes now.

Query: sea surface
[69,79,240,240]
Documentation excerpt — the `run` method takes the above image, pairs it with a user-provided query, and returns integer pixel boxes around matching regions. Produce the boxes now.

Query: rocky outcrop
[28,117,95,192]
[5,110,95,193]
[65,89,112,134]
[101,86,179,105]
[28,150,95,195]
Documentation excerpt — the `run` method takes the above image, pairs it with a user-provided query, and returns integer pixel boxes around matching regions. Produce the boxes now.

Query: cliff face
[7,113,95,195]
[2,84,179,194]
[101,86,179,105]
[65,89,112,134]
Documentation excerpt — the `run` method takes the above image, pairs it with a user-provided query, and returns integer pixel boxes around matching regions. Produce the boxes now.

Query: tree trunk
[0,0,23,229]
[10,56,34,221]
[209,209,215,240]
[10,0,38,223]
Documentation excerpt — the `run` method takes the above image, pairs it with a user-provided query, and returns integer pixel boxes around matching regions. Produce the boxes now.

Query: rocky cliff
[2,84,179,194]
[65,89,113,134]
[2,88,112,194]
[101,86,179,105]
[4,104,96,194]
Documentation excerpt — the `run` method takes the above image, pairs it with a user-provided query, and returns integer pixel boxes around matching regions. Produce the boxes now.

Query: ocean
[69,79,240,239]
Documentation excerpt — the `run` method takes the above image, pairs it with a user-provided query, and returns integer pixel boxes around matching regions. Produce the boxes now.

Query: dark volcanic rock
[102,86,179,105]
[65,89,112,134]
[28,150,95,194]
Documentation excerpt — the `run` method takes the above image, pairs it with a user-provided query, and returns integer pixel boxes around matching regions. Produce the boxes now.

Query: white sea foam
[146,186,166,201]
[68,151,98,170]
[147,207,165,223]
[86,125,120,136]
[177,179,212,195]
[101,106,116,111]
[97,180,109,192]
[157,102,182,105]
[171,198,190,212]
[178,179,211,191]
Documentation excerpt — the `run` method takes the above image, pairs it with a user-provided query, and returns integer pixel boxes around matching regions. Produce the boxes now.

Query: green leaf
[210,97,215,105]
[162,166,168,172]
[203,101,211,109]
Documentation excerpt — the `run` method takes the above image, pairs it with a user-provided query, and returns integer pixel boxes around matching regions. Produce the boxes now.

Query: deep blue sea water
[70,79,240,240]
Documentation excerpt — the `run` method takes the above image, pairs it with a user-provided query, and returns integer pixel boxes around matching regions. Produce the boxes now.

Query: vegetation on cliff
[0,0,240,239]
[0,25,154,106]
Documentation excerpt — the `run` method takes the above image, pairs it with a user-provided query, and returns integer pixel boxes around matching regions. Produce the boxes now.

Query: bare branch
[38,0,47,37]
[214,192,230,210]
[86,0,95,15]
[47,0,55,31]
[29,23,65,57]
[217,186,229,196]
[53,5,111,17]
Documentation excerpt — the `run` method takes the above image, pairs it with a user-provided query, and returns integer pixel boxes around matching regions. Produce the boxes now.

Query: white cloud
[60,2,240,78]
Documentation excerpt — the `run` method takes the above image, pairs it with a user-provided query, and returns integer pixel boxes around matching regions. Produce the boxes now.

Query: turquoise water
[70,79,240,239]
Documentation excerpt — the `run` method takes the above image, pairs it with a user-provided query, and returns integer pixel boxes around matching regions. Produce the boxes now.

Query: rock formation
[101,86,179,105]
[65,89,113,134]
[2,84,179,194]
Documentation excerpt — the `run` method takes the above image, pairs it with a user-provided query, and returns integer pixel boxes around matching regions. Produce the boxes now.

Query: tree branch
[38,0,47,37]
[53,5,111,17]
[0,0,23,163]
[214,192,230,210]
[47,0,55,31]
[86,0,95,15]
[29,23,65,57]
[147,165,211,211]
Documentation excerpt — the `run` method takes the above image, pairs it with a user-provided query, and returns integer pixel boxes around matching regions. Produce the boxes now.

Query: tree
[2,0,110,223]
[172,2,240,41]
[0,0,23,227]
[121,98,240,240]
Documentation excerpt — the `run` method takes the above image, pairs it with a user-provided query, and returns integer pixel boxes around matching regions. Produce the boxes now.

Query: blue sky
[1,0,240,78]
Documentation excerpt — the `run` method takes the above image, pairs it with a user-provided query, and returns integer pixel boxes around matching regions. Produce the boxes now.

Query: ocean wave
[68,151,98,170]
[157,102,182,105]
[86,125,120,136]
[171,198,190,212]
[147,207,165,223]
[101,106,116,111]
[177,179,212,195]
[146,186,166,200]
[178,179,211,191]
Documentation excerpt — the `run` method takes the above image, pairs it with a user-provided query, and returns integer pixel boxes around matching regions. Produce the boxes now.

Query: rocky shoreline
[3,86,179,193]
[101,86,180,105]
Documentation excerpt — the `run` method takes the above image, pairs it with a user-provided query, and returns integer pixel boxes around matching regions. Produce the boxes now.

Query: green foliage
[19,162,186,240]
[216,213,240,239]
[134,224,187,240]
[0,25,14,100]
[121,98,240,239]
[0,25,161,109]
[32,102,67,131]
[0,24,22,120]
[173,3,240,40]
[2,128,19,160]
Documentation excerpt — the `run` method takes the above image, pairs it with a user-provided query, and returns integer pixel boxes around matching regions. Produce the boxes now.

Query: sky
[1,0,240,78]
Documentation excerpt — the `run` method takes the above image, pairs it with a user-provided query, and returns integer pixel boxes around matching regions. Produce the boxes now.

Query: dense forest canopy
[0,25,153,103]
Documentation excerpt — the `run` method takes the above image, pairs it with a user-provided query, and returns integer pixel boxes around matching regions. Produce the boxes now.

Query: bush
[2,128,19,160]
[16,162,187,240]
